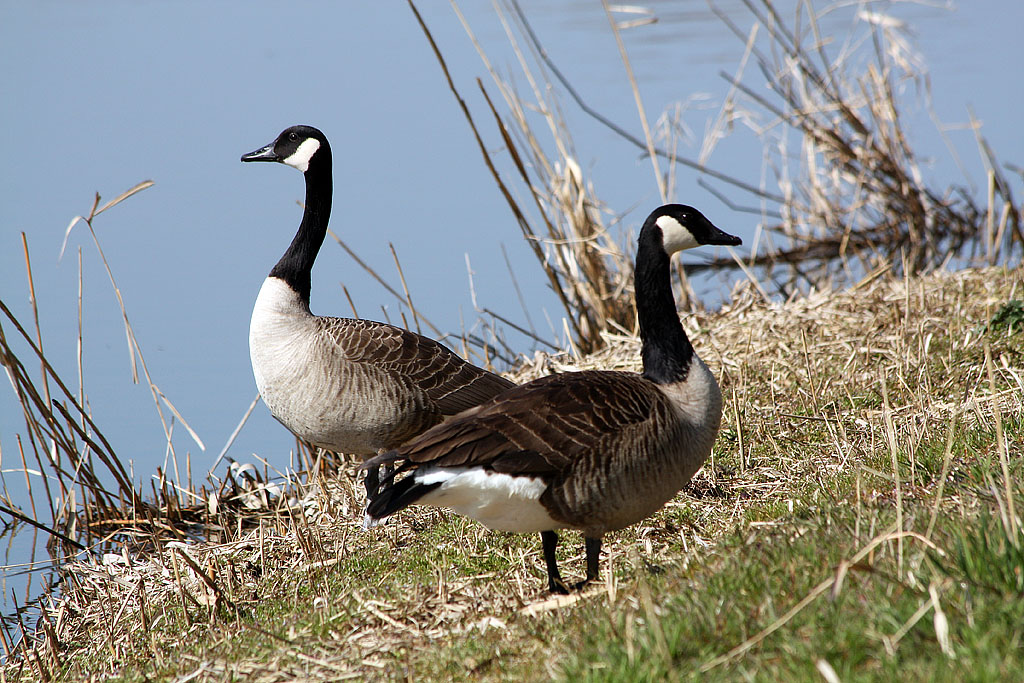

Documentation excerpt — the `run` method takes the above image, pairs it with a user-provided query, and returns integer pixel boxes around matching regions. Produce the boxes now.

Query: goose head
[647,204,741,255]
[241,125,330,173]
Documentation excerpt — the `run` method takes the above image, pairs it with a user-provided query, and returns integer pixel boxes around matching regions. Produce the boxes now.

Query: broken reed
[0,188,338,664]
[1,281,331,663]
[1,278,329,543]
[694,0,1023,291]
[1,186,295,546]
[415,0,636,356]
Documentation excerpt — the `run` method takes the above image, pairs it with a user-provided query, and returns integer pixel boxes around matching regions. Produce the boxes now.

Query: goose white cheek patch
[283,138,321,172]
[656,214,698,253]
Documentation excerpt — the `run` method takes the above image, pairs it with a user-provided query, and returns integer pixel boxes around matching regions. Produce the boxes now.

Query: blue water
[1,0,1022,620]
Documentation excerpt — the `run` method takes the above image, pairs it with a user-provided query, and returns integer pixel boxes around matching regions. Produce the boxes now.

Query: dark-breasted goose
[240,126,514,475]
[363,204,741,593]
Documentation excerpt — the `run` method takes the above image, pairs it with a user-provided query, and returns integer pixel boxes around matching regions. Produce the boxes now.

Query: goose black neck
[269,150,333,305]
[636,226,694,385]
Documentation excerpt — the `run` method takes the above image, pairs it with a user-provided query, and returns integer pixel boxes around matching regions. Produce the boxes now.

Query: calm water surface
[1,0,1021,619]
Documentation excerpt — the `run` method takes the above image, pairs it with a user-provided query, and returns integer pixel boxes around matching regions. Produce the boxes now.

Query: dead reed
[442,0,1023,352]
[0,185,350,670]
[694,0,1023,291]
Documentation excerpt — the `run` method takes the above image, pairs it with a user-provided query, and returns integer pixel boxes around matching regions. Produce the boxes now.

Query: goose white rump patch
[283,138,321,172]
[416,467,560,533]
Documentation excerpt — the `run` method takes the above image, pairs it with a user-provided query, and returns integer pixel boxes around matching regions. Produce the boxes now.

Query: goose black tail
[365,472,441,521]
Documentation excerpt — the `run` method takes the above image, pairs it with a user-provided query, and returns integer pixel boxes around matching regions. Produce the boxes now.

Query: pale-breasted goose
[363,204,741,593]
[240,126,515,478]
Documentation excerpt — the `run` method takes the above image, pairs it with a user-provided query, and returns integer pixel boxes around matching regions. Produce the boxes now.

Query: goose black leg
[568,536,602,590]
[363,466,380,499]
[363,451,395,499]
[577,536,602,589]
[541,530,569,594]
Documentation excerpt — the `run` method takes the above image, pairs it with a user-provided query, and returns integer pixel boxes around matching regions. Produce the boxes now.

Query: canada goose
[363,204,741,593]
[240,125,515,478]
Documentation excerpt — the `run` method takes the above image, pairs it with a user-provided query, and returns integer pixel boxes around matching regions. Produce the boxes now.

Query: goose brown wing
[316,317,514,413]
[384,371,660,477]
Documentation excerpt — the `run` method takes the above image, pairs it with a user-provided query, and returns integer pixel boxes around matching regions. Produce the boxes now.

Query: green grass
[987,300,1024,335]
[404,419,1024,682]
[63,416,1021,682]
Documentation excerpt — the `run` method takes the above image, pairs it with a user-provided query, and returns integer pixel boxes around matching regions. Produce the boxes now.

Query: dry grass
[3,264,1020,680]
[0,186,349,675]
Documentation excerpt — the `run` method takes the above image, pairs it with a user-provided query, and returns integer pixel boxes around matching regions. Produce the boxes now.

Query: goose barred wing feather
[315,317,514,414]
[375,370,661,477]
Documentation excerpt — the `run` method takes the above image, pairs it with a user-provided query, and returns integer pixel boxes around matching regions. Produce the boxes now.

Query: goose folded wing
[376,371,659,478]
[318,317,514,414]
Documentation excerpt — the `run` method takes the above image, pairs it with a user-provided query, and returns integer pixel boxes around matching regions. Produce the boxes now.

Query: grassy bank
[6,264,1021,681]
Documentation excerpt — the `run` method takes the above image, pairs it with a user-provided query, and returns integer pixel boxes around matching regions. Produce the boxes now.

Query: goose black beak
[705,225,742,247]
[241,143,279,163]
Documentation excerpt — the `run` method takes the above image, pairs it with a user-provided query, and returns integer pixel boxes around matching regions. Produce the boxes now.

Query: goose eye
[289,132,299,141]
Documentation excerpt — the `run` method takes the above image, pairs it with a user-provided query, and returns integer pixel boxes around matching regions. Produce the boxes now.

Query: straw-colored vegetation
[4,265,1023,681]
[2,1,1023,680]
[445,0,1021,353]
